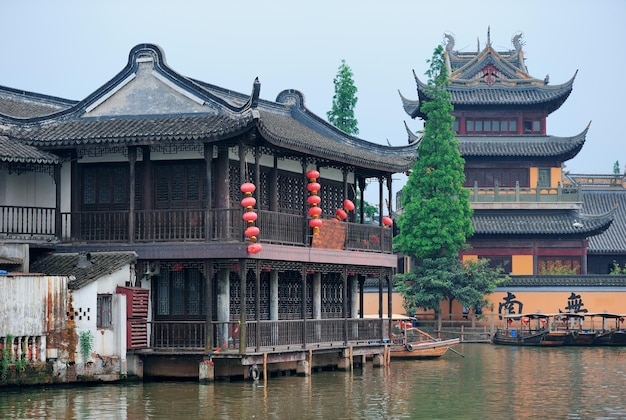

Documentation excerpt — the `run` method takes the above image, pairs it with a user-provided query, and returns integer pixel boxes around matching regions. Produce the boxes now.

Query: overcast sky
[2,1,624,203]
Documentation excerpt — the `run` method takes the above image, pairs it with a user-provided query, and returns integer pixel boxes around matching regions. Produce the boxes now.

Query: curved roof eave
[255,108,418,174]
[0,135,59,164]
[398,89,420,119]
[459,124,589,160]
[9,113,257,148]
[2,44,257,125]
[472,207,614,237]
[415,72,576,113]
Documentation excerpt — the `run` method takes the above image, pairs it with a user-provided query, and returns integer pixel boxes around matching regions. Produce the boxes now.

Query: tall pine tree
[394,45,473,260]
[327,60,359,135]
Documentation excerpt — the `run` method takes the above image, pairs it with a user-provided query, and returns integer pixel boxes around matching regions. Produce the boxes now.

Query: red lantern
[240,182,256,194]
[241,196,256,209]
[308,206,322,217]
[245,226,260,237]
[248,243,263,254]
[309,218,323,228]
[336,208,347,220]
[307,195,321,205]
[382,216,393,227]
[306,169,320,180]
[242,211,257,222]
[307,182,321,193]
[343,199,355,211]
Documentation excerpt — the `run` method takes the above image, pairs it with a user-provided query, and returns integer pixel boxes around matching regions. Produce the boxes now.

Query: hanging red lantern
[248,243,263,254]
[306,168,322,234]
[336,208,347,220]
[242,211,258,222]
[382,216,393,227]
[241,196,256,209]
[307,182,321,193]
[241,182,261,254]
[245,226,260,238]
[308,206,322,217]
[343,199,355,212]
[309,218,323,229]
[307,195,321,205]
[306,169,320,181]
[240,182,256,194]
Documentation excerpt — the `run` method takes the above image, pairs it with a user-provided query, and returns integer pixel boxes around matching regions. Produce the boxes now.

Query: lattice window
[81,164,130,210]
[321,273,343,318]
[97,294,112,328]
[319,181,343,217]
[277,173,304,214]
[278,271,303,319]
[154,262,206,319]
[154,162,207,209]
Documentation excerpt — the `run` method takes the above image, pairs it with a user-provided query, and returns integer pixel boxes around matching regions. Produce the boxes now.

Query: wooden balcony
[0,206,392,253]
[468,182,582,204]
[147,318,387,353]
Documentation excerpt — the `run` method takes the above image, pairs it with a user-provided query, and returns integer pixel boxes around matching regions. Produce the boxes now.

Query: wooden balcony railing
[149,318,386,352]
[0,206,55,237]
[55,208,392,252]
[469,181,582,203]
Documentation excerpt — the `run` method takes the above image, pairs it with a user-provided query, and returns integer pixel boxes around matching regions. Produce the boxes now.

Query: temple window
[464,118,517,134]
[523,120,541,133]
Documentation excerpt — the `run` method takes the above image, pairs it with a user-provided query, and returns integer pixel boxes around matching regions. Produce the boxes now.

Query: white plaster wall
[71,263,133,362]
[2,171,55,207]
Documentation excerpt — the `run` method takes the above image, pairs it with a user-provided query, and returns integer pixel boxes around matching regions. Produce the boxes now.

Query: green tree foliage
[394,45,473,260]
[327,60,359,135]
[614,160,620,175]
[395,257,505,316]
[609,261,626,275]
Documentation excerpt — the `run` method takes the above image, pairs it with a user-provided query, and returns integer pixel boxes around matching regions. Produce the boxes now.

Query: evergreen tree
[327,60,359,135]
[394,45,473,260]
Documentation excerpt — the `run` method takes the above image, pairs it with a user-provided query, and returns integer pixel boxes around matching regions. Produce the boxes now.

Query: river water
[1,344,625,419]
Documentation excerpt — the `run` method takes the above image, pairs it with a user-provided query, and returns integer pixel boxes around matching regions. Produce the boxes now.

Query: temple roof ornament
[402,31,575,119]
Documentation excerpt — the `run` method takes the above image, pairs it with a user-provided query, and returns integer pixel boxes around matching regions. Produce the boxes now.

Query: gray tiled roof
[11,114,255,147]
[0,85,75,119]
[257,108,419,174]
[502,274,626,287]
[458,129,587,160]
[30,251,137,289]
[472,209,613,236]
[415,76,574,111]
[0,135,59,164]
[582,190,626,253]
[1,43,419,176]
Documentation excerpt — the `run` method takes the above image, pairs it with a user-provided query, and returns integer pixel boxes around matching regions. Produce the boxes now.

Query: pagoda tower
[400,30,614,275]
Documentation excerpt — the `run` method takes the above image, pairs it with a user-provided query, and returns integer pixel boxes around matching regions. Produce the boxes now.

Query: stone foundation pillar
[199,358,215,382]
[337,356,351,371]
[372,354,384,368]
[297,360,310,376]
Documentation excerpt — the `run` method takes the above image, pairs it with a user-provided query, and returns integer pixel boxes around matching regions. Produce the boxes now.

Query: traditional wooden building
[565,174,626,274]
[400,30,614,276]
[0,43,419,380]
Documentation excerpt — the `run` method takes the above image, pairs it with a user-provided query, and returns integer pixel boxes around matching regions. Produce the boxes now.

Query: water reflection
[1,345,625,419]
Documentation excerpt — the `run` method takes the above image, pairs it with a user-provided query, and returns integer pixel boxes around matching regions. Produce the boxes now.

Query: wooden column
[128,146,136,244]
[205,259,213,352]
[239,258,246,354]
[204,145,213,241]
[54,164,62,240]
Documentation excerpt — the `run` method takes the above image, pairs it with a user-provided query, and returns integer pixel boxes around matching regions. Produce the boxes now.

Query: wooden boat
[389,338,461,359]
[389,322,461,359]
[548,313,597,346]
[492,313,549,346]
[586,313,626,346]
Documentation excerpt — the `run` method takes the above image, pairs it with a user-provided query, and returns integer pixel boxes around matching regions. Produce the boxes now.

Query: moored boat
[586,313,626,346]
[389,321,461,359]
[548,313,596,346]
[492,313,549,346]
